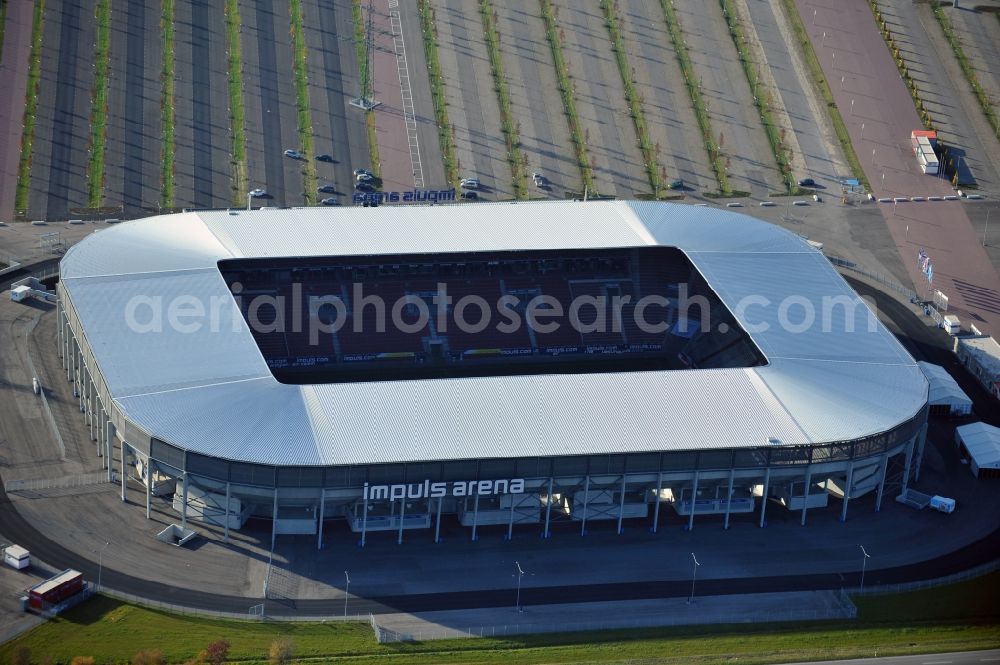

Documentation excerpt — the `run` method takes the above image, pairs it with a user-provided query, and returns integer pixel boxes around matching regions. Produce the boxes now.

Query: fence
[848,557,1000,596]
[825,254,918,301]
[4,473,109,493]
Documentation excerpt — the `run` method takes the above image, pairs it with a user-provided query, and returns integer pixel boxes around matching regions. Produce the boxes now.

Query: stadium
[55,201,929,546]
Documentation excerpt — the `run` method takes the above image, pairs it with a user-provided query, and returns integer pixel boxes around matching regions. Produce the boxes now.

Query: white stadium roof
[60,201,928,466]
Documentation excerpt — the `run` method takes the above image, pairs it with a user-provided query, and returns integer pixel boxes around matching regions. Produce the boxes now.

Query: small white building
[955,422,1000,479]
[954,336,1000,401]
[917,362,973,417]
[3,544,30,570]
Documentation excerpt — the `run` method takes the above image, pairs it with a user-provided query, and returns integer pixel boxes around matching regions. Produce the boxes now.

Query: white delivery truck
[929,495,956,514]
[3,544,30,569]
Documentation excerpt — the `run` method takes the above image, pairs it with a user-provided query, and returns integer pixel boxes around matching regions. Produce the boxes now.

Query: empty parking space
[28,0,96,220]
[173,0,235,209]
[432,0,513,200]
[550,0,648,198]
[619,0,715,195]
[673,0,780,197]
[949,9,1000,134]
[104,0,164,214]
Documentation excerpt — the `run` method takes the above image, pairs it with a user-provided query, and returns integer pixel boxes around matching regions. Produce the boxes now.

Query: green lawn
[160,0,175,208]
[224,0,248,205]
[2,572,998,664]
[14,0,45,214]
[85,0,112,208]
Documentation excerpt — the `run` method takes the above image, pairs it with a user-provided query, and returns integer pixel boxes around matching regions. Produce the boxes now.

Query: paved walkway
[0,0,34,223]
[373,590,854,640]
[799,0,1000,335]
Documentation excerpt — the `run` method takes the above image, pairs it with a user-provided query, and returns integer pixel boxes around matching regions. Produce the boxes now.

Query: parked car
[317,185,336,194]
[353,168,373,178]
[356,172,375,183]
[316,154,334,163]
[460,190,478,200]
[669,178,684,190]
[320,197,339,206]
[355,182,375,192]
[283,149,303,159]
[532,172,545,187]
[249,188,267,198]
[797,177,816,187]
[460,177,480,190]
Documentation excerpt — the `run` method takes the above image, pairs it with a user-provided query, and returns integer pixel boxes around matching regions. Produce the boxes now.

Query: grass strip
[159,0,175,208]
[601,0,663,197]
[417,0,458,189]
[656,0,730,194]
[777,0,870,191]
[224,0,248,205]
[85,0,112,208]
[931,6,999,144]
[539,0,594,194]
[14,0,44,214]
[352,0,380,178]
[289,0,317,204]
[718,0,793,191]
[2,577,999,665]
[481,0,527,198]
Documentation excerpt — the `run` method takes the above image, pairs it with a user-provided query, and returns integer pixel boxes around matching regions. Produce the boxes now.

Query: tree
[204,640,231,665]
[268,638,294,665]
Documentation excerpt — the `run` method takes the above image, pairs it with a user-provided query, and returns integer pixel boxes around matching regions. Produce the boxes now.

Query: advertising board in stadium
[364,478,525,502]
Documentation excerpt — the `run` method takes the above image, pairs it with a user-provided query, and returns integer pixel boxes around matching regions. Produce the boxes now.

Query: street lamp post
[344,570,351,618]
[247,191,253,211]
[97,540,110,592]
[859,545,871,593]
[872,148,877,167]
[514,561,525,613]
[687,553,700,605]
[984,207,992,247]
[860,122,865,141]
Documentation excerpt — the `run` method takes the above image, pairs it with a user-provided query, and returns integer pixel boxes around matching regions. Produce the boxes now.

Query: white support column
[875,453,890,512]
[471,494,480,541]
[120,440,127,502]
[687,471,699,531]
[56,299,62,363]
[759,468,770,528]
[317,488,326,550]
[88,374,95,440]
[434,497,443,543]
[224,482,231,543]
[506,494,515,541]
[800,466,813,526]
[652,472,663,533]
[840,461,855,522]
[915,425,928,482]
[723,469,735,530]
[901,439,916,494]
[397,497,406,545]
[543,478,553,538]
[616,474,626,535]
[579,476,591,536]
[270,489,279,551]
[145,457,151,519]
[181,472,189,530]
[361,497,368,547]
[105,421,114,481]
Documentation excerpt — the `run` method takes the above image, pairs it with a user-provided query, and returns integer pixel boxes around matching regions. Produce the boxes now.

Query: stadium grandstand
[55,201,929,545]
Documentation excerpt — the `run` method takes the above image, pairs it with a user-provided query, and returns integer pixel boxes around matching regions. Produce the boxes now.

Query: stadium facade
[56,201,929,545]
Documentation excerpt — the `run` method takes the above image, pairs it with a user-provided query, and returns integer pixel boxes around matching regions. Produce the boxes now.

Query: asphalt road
[673,0,781,197]
[103,0,163,214]
[550,0,649,199]
[29,0,95,220]
[492,0,580,198]
[0,0,34,222]
[433,0,513,199]
[778,651,1000,665]
[742,0,848,189]
[618,0,715,196]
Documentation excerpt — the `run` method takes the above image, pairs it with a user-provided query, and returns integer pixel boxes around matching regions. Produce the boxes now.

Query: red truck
[28,569,84,611]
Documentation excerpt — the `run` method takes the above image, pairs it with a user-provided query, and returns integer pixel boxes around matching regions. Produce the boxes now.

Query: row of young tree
[9,638,296,665]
